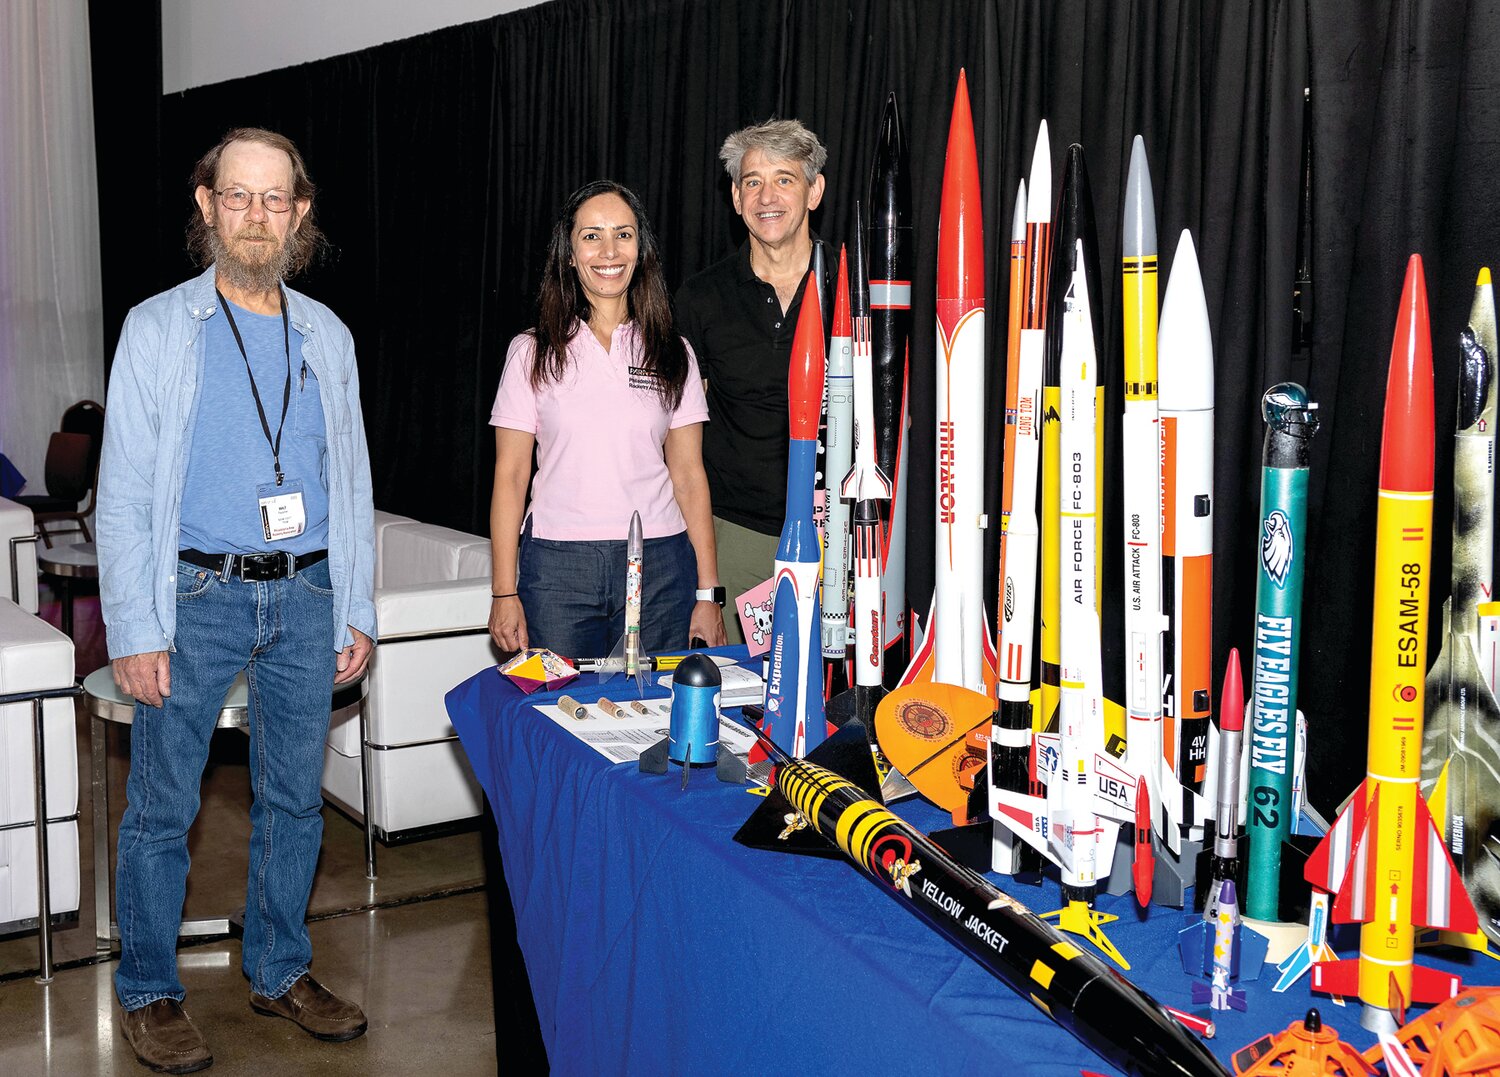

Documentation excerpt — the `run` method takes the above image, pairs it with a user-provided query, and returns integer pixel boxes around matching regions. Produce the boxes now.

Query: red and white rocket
[900,69,996,697]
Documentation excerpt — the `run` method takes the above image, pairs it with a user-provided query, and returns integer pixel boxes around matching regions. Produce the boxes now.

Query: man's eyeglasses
[215,187,294,213]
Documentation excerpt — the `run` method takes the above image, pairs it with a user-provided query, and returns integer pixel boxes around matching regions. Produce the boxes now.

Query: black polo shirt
[675,238,830,536]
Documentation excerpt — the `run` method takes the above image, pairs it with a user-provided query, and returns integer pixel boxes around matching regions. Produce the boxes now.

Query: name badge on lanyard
[218,287,298,542]
[258,479,307,542]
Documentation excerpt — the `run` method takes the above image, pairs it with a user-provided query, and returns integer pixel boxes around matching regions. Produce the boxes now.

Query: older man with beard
[97,128,375,1073]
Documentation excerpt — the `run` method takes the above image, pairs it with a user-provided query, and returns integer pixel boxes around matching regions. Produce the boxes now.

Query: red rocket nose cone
[937,69,984,313]
[1378,254,1435,492]
[1220,648,1244,733]
[788,271,827,440]
[832,244,852,337]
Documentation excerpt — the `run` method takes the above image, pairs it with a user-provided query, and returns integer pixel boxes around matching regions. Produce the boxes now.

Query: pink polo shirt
[490,324,709,541]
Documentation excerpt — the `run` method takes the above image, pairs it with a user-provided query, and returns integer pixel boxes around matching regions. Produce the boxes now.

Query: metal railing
[0,682,84,983]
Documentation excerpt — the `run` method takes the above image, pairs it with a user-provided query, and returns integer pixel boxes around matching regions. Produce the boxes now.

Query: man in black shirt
[676,119,828,642]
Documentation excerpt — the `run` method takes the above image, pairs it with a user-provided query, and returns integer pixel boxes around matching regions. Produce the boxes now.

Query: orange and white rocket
[1303,255,1479,1033]
[988,123,1052,876]
[1158,231,1215,812]
[901,70,996,695]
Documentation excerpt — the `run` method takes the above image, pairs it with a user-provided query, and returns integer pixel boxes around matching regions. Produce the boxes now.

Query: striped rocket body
[820,248,855,660]
[843,205,891,723]
[737,725,1230,1077]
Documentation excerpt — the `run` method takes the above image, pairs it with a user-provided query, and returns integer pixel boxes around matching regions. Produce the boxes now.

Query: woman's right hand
[489,595,529,654]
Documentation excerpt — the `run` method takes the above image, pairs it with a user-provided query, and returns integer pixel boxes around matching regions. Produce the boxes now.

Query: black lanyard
[217,288,292,486]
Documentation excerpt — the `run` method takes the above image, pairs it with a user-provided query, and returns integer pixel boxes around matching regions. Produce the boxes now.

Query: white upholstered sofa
[1,497,40,613]
[322,511,496,842]
[0,595,80,960]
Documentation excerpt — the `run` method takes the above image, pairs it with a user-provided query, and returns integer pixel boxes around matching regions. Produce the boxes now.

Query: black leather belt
[179,548,328,582]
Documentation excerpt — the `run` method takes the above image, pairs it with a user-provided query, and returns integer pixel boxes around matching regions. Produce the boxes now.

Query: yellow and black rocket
[733,720,1228,1077]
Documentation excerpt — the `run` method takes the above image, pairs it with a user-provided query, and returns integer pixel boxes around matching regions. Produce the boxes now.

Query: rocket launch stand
[1098,827,1203,908]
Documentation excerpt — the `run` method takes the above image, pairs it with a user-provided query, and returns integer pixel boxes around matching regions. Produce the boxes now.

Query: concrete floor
[0,585,508,1075]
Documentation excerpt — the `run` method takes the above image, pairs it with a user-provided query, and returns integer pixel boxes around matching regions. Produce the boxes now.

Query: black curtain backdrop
[93,0,1499,815]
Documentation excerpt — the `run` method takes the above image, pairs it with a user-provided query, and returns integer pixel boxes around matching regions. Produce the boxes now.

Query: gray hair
[719,119,827,186]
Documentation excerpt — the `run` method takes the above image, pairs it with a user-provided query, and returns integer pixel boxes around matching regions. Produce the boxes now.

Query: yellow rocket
[1304,255,1478,1034]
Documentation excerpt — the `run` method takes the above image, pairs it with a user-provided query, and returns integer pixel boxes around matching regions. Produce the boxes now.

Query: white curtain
[0,0,104,490]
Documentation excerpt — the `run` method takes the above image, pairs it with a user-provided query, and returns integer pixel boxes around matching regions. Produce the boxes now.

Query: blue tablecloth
[447,652,1497,1075]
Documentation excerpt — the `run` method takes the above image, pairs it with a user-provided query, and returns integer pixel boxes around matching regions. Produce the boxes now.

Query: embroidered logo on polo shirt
[628,365,664,392]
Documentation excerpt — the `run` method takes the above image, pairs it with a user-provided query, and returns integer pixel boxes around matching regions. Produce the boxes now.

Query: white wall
[161,0,543,93]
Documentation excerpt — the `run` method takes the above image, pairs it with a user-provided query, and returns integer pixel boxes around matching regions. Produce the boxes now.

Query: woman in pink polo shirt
[488,180,726,659]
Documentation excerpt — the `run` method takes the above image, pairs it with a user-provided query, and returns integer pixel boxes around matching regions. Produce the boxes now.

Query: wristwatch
[695,586,726,607]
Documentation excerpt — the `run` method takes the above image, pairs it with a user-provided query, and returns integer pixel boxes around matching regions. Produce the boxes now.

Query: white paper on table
[654,663,765,706]
[536,698,759,767]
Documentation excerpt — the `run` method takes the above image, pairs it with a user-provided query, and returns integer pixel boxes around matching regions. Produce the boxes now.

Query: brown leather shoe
[119,999,213,1074]
[249,973,367,1041]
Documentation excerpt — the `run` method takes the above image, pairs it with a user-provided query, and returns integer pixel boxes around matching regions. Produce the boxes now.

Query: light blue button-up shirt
[97,266,377,659]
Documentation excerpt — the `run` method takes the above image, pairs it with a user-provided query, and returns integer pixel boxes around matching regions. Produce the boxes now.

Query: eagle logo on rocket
[1261,510,1294,587]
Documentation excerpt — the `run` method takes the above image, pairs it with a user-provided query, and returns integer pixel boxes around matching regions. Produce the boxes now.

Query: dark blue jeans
[115,558,336,1008]
[518,520,697,660]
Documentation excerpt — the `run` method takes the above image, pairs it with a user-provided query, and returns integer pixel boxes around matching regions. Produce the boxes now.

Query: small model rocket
[763,273,828,758]
[841,206,892,728]
[821,247,855,663]
[1186,879,1251,1012]
[600,510,647,691]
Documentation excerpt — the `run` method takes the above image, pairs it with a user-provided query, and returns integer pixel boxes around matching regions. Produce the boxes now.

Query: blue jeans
[114,557,336,1008]
[518,520,697,659]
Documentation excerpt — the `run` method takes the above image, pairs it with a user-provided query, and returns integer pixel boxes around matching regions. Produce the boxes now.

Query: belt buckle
[239,553,287,582]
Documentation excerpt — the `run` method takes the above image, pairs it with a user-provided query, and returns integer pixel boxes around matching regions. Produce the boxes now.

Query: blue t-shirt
[178,298,331,554]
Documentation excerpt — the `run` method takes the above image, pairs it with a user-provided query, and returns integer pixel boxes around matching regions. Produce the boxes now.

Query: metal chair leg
[32,698,53,984]
[92,715,112,952]
[359,702,377,880]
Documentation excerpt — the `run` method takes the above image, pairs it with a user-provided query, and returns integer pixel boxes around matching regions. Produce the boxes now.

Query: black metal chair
[14,401,104,547]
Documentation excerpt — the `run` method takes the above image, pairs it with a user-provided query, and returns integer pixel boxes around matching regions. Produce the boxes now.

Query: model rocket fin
[1178,920,1270,985]
[1190,981,1248,1012]
[1305,780,1376,922]
[1416,923,1500,961]
[1309,783,1477,960]
[1405,961,1465,1008]
[1048,899,1130,970]
[897,597,937,686]
[1376,1033,1422,1077]
[991,788,1056,861]
[1288,710,1330,836]
[1310,957,1363,999]
[1239,925,1270,980]
[841,460,893,503]
[599,632,648,692]
[1090,749,1139,821]
[1274,890,1341,994]
[896,596,998,694]
[733,720,884,856]
[1408,789,1480,933]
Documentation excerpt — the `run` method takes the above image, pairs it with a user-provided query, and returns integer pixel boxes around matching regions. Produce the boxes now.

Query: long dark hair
[530,180,688,409]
